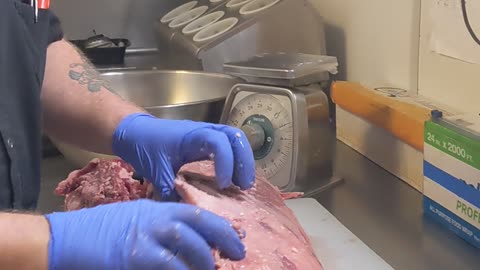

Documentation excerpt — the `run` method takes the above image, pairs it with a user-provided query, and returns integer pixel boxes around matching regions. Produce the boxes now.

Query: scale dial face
[225,92,294,183]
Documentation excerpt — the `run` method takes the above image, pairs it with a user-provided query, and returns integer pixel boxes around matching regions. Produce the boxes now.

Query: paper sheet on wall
[429,0,480,64]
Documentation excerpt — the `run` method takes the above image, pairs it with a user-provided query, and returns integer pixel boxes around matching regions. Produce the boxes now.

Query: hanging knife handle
[32,0,51,23]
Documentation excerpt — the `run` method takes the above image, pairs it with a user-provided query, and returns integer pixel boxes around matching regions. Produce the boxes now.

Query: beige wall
[309,0,421,94]
[311,0,420,92]
[418,0,480,113]
[311,0,480,114]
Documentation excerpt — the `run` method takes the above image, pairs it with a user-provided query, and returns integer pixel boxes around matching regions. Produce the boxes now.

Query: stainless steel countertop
[319,141,480,270]
[39,139,480,270]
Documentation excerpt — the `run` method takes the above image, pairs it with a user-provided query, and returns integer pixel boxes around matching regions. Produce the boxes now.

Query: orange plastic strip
[331,81,431,151]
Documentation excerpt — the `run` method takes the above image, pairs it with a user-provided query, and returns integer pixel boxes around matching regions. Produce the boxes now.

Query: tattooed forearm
[68,63,113,92]
[66,40,116,93]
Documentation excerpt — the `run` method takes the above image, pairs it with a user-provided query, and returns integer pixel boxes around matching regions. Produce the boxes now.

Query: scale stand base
[294,175,345,198]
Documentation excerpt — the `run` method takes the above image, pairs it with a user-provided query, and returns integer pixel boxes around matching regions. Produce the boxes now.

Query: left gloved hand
[112,113,255,201]
[46,199,246,270]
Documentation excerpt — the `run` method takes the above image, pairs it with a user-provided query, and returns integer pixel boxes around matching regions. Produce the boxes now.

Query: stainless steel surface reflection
[316,141,480,270]
[100,69,243,122]
[157,0,327,73]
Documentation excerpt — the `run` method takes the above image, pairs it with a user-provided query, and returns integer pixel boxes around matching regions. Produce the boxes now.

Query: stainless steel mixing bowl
[104,69,243,122]
[50,69,243,168]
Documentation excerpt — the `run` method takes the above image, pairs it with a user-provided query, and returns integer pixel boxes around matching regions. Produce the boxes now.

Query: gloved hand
[46,199,245,270]
[112,113,256,200]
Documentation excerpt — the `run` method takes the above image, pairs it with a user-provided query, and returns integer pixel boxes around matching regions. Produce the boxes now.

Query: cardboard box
[423,115,480,248]
[332,81,460,192]
[336,107,424,191]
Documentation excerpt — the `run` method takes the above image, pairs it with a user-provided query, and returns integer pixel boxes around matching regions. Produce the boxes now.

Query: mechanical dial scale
[220,53,343,193]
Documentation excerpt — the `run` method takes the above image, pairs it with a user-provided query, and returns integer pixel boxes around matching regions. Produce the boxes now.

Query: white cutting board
[285,198,394,270]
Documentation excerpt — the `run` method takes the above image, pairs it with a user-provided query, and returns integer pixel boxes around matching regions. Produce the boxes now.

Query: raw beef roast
[54,158,151,211]
[55,159,323,269]
[176,161,323,270]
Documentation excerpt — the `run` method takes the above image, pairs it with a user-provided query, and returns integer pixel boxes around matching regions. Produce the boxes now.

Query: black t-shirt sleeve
[46,10,63,44]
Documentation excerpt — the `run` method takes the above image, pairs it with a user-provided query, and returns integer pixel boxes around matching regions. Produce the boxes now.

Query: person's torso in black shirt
[0,0,63,210]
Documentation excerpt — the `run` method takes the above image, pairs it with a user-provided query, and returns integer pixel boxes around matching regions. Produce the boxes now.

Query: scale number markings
[227,93,293,179]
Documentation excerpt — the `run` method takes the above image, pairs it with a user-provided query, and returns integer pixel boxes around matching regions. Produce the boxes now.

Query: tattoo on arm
[68,63,113,92]
[66,41,118,93]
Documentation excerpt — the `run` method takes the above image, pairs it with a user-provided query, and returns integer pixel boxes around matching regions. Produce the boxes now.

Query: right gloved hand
[45,199,245,270]
[112,113,256,201]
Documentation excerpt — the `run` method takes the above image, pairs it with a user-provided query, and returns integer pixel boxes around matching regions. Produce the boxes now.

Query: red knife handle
[38,0,50,9]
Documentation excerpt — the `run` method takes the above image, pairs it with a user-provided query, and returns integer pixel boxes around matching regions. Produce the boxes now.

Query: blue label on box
[424,161,480,209]
[423,196,480,249]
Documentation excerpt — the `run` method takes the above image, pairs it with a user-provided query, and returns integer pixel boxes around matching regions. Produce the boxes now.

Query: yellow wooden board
[331,81,432,151]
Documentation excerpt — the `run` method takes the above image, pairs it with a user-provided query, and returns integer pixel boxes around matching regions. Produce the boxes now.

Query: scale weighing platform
[220,52,344,196]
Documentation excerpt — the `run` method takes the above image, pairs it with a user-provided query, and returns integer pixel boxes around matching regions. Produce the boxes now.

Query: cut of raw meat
[176,161,323,270]
[55,159,323,269]
[54,158,152,211]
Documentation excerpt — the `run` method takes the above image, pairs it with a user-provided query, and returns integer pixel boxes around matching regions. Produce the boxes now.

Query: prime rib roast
[54,158,323,269]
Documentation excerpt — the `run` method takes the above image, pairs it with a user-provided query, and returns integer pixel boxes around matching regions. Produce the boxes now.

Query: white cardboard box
[336,107,424,192]
[424,114,480,248]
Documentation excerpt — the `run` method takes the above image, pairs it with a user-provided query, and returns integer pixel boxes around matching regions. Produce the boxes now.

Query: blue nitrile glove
[112,113,256,200]
[46,199,246,270]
